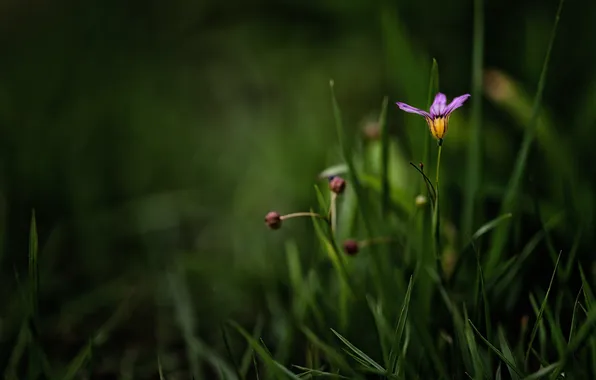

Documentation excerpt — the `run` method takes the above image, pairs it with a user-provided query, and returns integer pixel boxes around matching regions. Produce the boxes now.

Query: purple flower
[396,92,471,143]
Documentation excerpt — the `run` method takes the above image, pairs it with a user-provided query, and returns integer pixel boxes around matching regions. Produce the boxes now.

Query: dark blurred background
[0,0,595,378]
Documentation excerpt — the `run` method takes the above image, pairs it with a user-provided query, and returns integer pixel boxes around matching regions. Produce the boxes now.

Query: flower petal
[444,94,471,114]
[430,93,448,117]
[395,102,431,118]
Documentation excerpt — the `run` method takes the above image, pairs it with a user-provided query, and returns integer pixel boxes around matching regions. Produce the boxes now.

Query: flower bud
[415,194,428,208]
[264,211,282,230]
[329,176,346,194]
[342,239,359,255]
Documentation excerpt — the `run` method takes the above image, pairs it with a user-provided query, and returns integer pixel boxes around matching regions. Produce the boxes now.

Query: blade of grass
[240,316,264,378]
[366,295,391,368]
[462,0,485,239]
[524,251,562,365]
[463,308,485,380]
[522,362,560,380]
[472,241,492,348]
[330,328,385,373]
[568,286,583,342]
[292,365,349,379]
[389,275,414,374]
[469,320,525,378]
[471,213,513,242]
[300,326,356,375]
[498,326,521,380]
[579,263,594,309]
[311,212,352,330]
[229,321,301,380]
[528,295,547,362]
[485,0,566,274]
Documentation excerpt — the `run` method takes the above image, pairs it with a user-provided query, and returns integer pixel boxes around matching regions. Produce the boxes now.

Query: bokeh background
[1,0,595,378]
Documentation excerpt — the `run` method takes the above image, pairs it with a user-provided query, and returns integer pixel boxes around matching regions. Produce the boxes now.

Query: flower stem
[436,143,443,188]
[433,142,443,278]
[281,212,328,222]
[329,193,338,236]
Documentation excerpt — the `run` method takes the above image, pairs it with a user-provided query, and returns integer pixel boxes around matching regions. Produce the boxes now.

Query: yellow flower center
[426,116,449,140]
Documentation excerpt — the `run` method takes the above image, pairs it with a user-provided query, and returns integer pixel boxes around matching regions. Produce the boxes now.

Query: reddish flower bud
[329,176,346,194]
[342,239,359,255]
[264,211,282,230]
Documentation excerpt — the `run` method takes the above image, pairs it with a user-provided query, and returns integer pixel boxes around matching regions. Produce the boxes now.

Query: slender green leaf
[469,320,525,378]
[471,213,513,242]
[229,321,301,380]
[464,309,485,380]
[522,362,560,380]
[366,295,391,368]
[569,286,583,342]
[498,326,521,380]
[300,327,355,375]
[292,365,349,379]
[389,275,414,374]
[579,264,594,310]
[330,328,385,372]
[525,251,562,364]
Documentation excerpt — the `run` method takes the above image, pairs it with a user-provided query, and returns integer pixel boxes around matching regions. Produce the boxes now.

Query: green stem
[433,142,443,278]
[329,193,338,236]
[436,142,443,189]
[282,212,328,222]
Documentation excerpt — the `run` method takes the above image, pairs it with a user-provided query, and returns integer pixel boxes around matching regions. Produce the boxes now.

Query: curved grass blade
[522,362,560,380]
[366,295,391,368]
[486,0,566,274]
[300,326,356,376]
[229,321,300,380]
[330,328,385,373]
[498,326,520,380]
[389,275,414,374]
[471,213,513,242]
[292,365,349,379]
[469,320,525,378]
[524,251,562,365]
[464,309,485,379]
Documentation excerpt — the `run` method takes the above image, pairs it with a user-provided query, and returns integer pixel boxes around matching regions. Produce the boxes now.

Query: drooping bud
[329,176,346,195]
[342,239,359,255]
[264,211,282,230]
